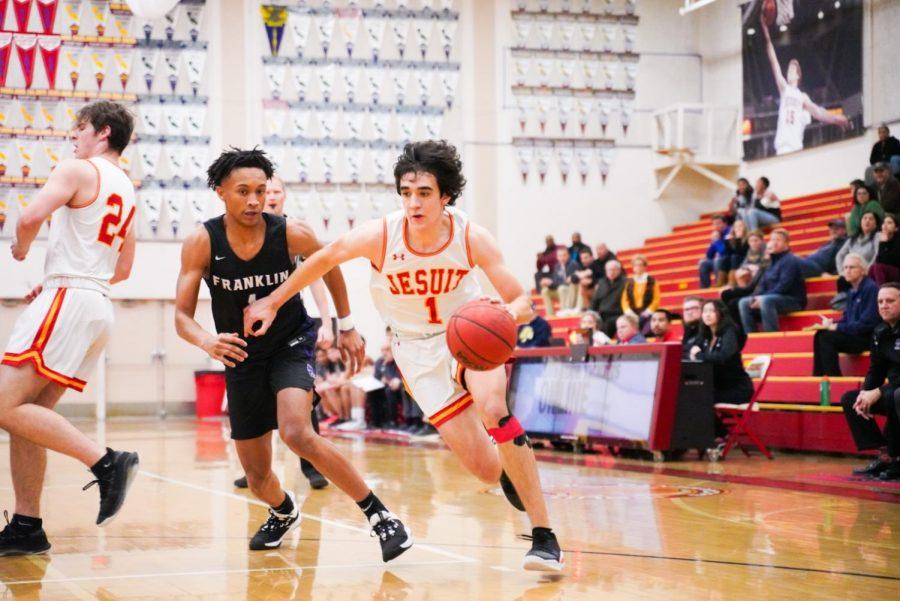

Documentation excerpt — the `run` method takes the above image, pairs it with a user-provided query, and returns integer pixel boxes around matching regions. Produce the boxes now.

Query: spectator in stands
[833,211,880,307]
[699,214,731,288]
[571,311,612,346]
[536,234,560,272]
[723,236,772,328]
[797,219,848,278]
[726,178,754,225]
[517,315,552,348]
[569,232,590,258]
[590,259,627,338]
[840,282,900,481]
[688,300,753,412]
[373,343,401,429]
[738,229,806,333]
[870,213,900,285]
[873,162,900,215]
[539,246,579,316]
[615,314,647,345]
[868,125,900,179]
[723,220,750,285]
[572,248,597,311]
[622,254,661,333]
[650,309,678,342]
[847,184,884,237]
[681,296,704,355]
[812,254,879,377]
[738,177,782,232]
[591,243,617,275]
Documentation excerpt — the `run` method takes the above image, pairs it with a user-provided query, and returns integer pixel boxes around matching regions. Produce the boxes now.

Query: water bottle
[819,377,831,406]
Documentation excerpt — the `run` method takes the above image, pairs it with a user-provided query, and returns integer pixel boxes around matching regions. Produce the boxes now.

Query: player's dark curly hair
[206,147,274,189]
[393,140,466,204]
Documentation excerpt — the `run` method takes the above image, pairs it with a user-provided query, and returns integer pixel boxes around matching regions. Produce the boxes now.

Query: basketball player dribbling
[175,148,411,558]
[760,11,849,155]
[244,140,563,571]
[233,174,330,491]
[0,101,140,555]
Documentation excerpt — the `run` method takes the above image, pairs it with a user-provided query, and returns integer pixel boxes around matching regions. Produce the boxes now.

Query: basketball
[763,0,777,27]
[447,300,518,371]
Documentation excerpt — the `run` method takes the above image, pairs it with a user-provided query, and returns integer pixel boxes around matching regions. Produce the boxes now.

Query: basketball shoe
[249,491,300,550]
[369,511,413,562]
[522,527,563,572]
[82,449,140,526]
[0,511,50,556]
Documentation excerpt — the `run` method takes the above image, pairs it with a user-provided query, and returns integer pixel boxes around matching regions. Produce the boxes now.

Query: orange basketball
[447,300,517,371]
[762,0,777,27]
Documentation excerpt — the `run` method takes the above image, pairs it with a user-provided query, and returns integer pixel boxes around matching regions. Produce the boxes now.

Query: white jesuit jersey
[774,84,811,155]
[44,156,136,293]
[371,206,482,338]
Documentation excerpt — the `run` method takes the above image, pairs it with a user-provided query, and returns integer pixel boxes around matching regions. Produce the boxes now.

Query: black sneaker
[877,462,900,481]
[852,459,891,477]
[83,449,140,526]
[499,471,526,512]
[522,529,563,572]
[300,458,328,490]
[0,511,50,556]
[369,511,413,562]
[234,475,249,489]
[249,491,300,550]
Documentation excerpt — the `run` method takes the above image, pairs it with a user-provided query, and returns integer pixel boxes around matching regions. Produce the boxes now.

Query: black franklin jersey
[203,213,314,363]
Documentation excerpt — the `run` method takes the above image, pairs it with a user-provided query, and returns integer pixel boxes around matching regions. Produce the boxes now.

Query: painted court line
[139,470,478,564]
[2,559,471,587]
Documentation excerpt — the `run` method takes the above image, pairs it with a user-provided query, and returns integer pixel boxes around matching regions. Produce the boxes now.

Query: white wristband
[337,315,355,332]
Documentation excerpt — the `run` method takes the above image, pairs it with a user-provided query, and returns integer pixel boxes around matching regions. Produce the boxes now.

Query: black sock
[90,448,115,479]
[11,514,42,532]
[357,491,387,519]
[272,492,294,515]
[532,527,554,539]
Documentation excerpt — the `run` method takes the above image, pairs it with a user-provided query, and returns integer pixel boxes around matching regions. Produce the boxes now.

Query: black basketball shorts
[224,334,316,440]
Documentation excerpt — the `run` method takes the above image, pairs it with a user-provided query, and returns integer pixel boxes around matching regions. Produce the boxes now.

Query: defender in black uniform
[174,148,412,559]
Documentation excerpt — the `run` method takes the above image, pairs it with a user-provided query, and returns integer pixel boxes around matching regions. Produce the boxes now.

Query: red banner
[0,33,12,87]
[14,34,37,89]
[12,0,33,33]
[38,35,59,89]
[35,0,58,34]
[0,0,9,32]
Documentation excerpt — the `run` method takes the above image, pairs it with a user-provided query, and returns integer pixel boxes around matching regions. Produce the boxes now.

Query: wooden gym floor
[0,419,897,600]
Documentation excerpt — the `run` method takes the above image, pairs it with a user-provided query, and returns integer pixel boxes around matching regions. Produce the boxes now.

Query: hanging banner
[440,21,456,60]
[597,148,613,184]
[413,70,432,106]
[37,35,59,89]
[12,0,32,33]
[317,110,338,139]
[537,22,553,50]
[0,100,10,127]
[183,50,204,96]
[35,0,58,34]
[414,19,431,60]
[577,98,591,135]
[163,6,179,42]
[603,25,616,53]
[597,100,612,135]
[138,142,162,177]
[366,68,382,104]
[117,147,131,173]
[18,98,36,129]
[187,190,207,224]
[620,100,632,134]
[16,140,34,177]
[89,0,107,37]
[557,97,573,133]
[369,111,390,141]
[317,64,335,103]
[579,23,595,51]
[89,49,106,90]
[390,20,408,59]
[536,97,551,133]
[263,108,286,138]
[113,49,131,90]
[581,60,597,90]
[535,147,550,184]
[625,64,637,91]
[110,11,131,39]
[559,60,573,88]
[289,14,310,58]
[345,151,360,184]
[290,64,310,101]
[138,103,161,134]
[60,0,82,36]
[184,4,203,43]
[440,71,458,109]
[140,189,162,235]
[391,70,408,105]
[398,113,416,141]
[316,14,335,58]
[264,63,285,99]
[62,46,83,89]
[556,146,573,184]
[516,147,532,184]
[162,49,179,93]
[0,187,7,233]
[576,148,591,184]
[0,33,11,87]
[163,104,185,136]
[260,5,287,57]
[343,110,364,140]
[43,140,64,171]
[344,194,358,228]
[318,193,331,229]
[291,146,311,183]
[623,26,636,53]
[338,13,360,58]
[185,146,208,181]
[514,21,530,47]
[289,109,309,138]
[0,1,7,33]
[37,100,55,129]
[342,67,359,103]
[138,48,160,93]
[163,142,187,178]
[364,18,385,62]
[165,189,184,236]
[0,140,8,175]
[14,34,37,90]
[558,21,575,51]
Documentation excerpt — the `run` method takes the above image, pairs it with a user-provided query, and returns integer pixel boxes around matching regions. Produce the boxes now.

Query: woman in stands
[621,254,661,334]
[570,311,612,346]
[847,184,884,237]
[738,177,781,232]
[688,300,753,434]
[834,211,881,307]
[869,213,900,285]
[726,178,753,225]
[724,220,750,286]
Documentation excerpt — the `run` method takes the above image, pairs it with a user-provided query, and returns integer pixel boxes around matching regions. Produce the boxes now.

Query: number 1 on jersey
[425,296,442,325]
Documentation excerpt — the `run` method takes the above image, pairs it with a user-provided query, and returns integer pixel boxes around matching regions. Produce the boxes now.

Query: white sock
[351,406,365,423]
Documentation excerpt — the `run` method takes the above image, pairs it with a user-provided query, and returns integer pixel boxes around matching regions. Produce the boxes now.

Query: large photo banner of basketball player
[741,0,862,160]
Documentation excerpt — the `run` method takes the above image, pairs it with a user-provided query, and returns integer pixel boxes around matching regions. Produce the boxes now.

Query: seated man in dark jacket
[680,296,703,358]
[738,229,806,333]
[812,254,879,376]
[868,125,900,178]
[797,219,848,278]
[840,282,900,481]
[589,260,627,338]
[517,315,552,348]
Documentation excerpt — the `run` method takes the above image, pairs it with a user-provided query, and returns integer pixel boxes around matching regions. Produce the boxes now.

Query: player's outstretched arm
[243,218,384,338]
[468,223,534,324]
[11,159,86,260]
[803,96,850,129]
[175,226,247,368]
[760,15,786,94]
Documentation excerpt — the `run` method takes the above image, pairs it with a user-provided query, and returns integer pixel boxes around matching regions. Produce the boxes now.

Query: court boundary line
[139,470,478,565]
